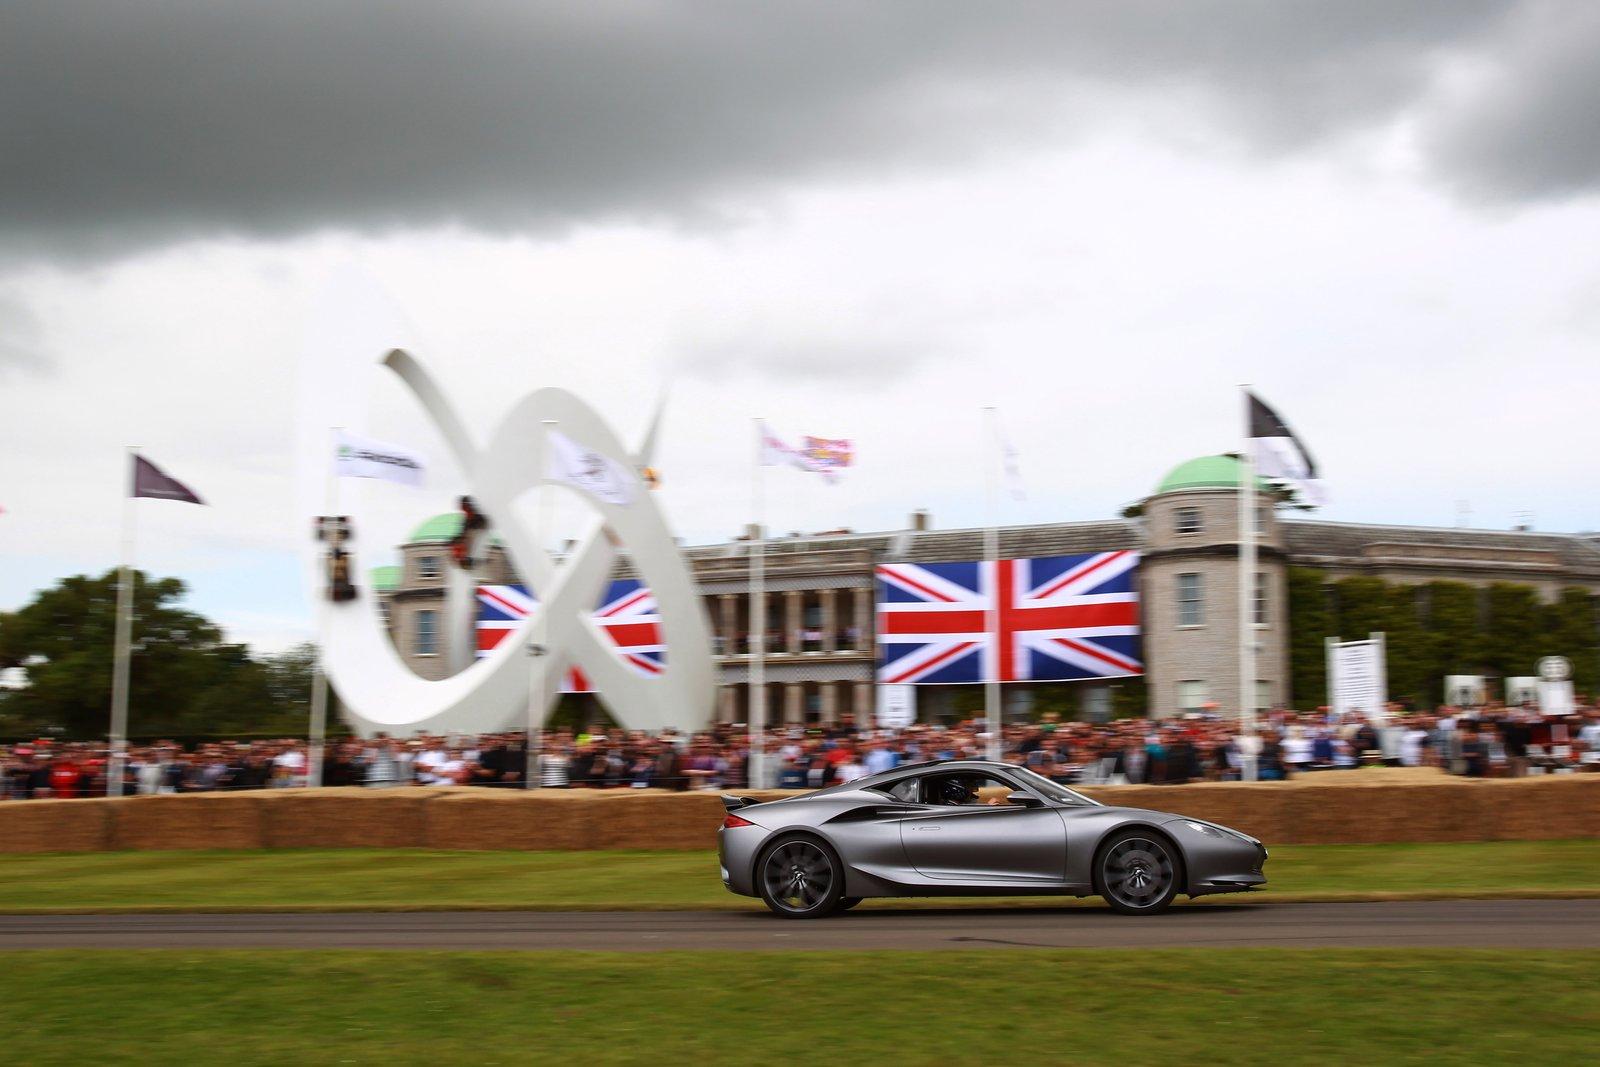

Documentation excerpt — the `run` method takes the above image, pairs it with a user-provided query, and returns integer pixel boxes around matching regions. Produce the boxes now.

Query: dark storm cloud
[2,1,1571,259]
[1426,2,1600,202]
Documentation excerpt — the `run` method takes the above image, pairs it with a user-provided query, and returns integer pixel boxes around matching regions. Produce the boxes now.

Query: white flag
[759,421,851,483]
[334,429,426,488]
[545,429,637,506]
[1247,392,1327,507]
[994,418,1025,502]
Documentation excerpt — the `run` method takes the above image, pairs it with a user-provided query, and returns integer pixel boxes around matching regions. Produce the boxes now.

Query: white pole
[982,407,1001,762]
[307,426,339,789]
[1238,387,1259,781]
[526,419,559,788]
[749,418,767,789]
[108,447,137,798]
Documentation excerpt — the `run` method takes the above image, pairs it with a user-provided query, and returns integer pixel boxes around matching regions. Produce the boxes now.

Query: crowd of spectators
[3,704,1597,800]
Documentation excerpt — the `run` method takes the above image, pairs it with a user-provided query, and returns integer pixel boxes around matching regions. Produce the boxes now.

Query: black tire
[757,835,846,919]
[1094,829,1183,915]
[837,896,863,912]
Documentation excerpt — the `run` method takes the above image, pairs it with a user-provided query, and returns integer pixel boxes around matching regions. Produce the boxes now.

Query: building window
[415,609,438,656]
[1255,505,1268,536]
[1254,571,1268,626]
[1175,507,1202,534]
[1255,680,1271,713]
[418,555,441,580]
[1177,572,1203,627]
[1177,680,1206,711]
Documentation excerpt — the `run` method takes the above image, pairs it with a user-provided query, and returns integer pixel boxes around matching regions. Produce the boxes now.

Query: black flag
[131,454,205,505]
[1247,393,1325,506]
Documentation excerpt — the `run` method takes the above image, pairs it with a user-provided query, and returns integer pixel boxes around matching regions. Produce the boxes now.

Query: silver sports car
[719,759,1266,917]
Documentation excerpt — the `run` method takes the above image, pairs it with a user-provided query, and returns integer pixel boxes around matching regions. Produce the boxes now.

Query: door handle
[913,826,942,831]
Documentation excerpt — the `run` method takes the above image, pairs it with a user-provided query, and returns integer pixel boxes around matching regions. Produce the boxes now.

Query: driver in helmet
[937,775,980,805]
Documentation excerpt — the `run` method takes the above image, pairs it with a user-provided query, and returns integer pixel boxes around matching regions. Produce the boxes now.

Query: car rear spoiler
[721,794,759,813]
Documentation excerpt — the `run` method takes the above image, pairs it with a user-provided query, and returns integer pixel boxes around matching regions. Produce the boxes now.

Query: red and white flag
[759,422,853,484]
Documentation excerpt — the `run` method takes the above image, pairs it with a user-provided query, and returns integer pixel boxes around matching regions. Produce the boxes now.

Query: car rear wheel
[758,836,844,919]
[1096,830,1181,915]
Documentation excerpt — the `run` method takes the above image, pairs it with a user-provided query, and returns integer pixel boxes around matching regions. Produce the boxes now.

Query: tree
[0,570,307,739]
[1539,588,1600,697]
[1286,568,1330,706]
[1423,581,1483,705]
[1481,583,1543,679]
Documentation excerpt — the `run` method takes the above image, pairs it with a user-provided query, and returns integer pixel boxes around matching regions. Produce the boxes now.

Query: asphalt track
[2,900,1597,950]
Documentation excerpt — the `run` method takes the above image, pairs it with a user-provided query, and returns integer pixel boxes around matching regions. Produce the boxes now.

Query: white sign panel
[1540,680,1575,717]
[1444,675,1487,708]
[1327,634,1387,721]
[876,684,917,729]
[1505,677,1540,707]
[1538,656,1572,682]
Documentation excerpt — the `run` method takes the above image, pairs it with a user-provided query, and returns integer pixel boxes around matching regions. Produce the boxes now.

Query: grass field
[2,949,1597,1063]
[0,839,1595,912]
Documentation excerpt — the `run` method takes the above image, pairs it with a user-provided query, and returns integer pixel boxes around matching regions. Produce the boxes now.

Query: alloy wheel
[1101,836,1175,911]
[761,840,835,914]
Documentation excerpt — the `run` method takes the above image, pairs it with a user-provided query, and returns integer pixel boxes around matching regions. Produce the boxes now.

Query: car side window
[883,777,921,803]
[923,772,1016,806]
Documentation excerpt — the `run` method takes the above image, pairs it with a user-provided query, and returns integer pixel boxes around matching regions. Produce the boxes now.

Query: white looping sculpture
[324,349,716,737]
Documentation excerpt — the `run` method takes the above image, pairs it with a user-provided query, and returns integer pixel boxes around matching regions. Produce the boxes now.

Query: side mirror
[1006,790,1042,808]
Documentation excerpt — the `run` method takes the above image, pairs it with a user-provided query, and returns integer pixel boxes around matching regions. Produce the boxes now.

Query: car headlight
[1180,820,1230,838]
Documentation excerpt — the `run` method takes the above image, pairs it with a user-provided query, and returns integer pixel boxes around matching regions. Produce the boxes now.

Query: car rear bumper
[717,825,766,897]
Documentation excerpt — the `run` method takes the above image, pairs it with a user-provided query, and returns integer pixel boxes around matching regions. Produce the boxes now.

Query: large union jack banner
[876,552,1141,684]
[476,580,664,694]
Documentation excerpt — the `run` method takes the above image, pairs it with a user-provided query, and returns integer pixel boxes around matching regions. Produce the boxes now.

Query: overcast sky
[3,1,1599,653]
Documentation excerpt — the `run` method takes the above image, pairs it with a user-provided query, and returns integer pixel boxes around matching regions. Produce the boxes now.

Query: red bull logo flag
[876,552,1141,684]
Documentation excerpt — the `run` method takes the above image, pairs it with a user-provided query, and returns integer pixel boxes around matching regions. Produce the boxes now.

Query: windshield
[1010,766,1100,806]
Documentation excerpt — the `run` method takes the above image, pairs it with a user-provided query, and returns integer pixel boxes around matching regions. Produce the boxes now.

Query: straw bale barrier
[1,773,1595,854]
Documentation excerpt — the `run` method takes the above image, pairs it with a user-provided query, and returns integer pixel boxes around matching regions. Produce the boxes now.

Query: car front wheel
[758,836,845,919]
[1096,830,1181,915]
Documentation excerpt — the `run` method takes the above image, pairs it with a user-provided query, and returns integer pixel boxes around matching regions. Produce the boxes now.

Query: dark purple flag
[131,454,205,504]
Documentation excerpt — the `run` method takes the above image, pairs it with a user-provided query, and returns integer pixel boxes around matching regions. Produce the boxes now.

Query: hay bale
[424,789,598,850]
[0,798,111,853]
[110,792,265,850]
[259,787,431,848]
[588,791,727,850]
[1276,781,1495,844]
[1476,776,1600,840]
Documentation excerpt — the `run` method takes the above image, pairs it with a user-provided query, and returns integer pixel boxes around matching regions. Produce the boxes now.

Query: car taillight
[722,813,754,829]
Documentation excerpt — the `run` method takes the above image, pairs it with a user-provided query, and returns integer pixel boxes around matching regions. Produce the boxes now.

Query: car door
[899,776,1068,883]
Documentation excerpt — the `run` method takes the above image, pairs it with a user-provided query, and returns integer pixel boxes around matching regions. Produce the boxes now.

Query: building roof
[1280,519,1600,580]
[408,513,464,542]
[369,564,402,592]
[406,512,503,547]
[1154,454,1272,494]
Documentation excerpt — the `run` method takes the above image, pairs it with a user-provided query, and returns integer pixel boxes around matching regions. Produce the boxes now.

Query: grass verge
[2,949,1597,1064]
[0,839,1595,913]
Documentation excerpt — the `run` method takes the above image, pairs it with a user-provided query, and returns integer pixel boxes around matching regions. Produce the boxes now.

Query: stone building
[371,455,1600,723]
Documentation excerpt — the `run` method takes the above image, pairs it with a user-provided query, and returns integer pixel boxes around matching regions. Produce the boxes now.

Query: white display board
[1505,677,1540,707]
[1327,633,1388,721]
[1540,680,1575,717]
[1444,675,1487,708]
[876,684,917,729]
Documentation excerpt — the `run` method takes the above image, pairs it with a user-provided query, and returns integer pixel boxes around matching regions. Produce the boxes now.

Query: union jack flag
[476,580,665,693]
[876,552,1141,685]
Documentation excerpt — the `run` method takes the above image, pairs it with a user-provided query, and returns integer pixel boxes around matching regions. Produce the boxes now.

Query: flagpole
[307,426,339,789]
[527,418,559,789]
[982,407,1001,762]
[749,418,767,789]
[108,447,138,798]
[1238,386,1259,782]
